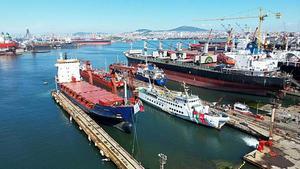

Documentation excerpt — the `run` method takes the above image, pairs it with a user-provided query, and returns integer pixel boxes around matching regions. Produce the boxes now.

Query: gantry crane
[195,8,282,49]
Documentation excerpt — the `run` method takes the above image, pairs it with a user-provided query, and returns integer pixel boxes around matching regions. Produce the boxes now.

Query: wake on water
[242,136,259,148]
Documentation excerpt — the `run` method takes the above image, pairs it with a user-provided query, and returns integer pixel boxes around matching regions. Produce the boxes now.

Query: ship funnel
[204,43,209,54]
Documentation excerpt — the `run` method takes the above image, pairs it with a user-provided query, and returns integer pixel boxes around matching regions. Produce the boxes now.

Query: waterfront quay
[244,135,300,169]
[51,91,144,169]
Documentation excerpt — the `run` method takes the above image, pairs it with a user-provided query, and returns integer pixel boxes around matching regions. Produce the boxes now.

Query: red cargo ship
[0,42,17,48]
[72,38,111,45]
[0,33,18,55]
[80,61,124,90]
[55,56,143,133]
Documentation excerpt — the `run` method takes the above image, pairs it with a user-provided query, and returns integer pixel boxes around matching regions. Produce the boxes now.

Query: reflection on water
[0,55,19,71]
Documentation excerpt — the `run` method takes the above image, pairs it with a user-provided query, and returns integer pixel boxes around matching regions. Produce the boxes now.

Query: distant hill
[169,26,207,32]
[135,26,207,33]
[135,29,152,32]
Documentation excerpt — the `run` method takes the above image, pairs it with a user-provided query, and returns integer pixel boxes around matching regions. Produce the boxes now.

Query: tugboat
[109,63,167,86]
[138,82,230,129]
[135,63,167,86]
[55,55,143,133]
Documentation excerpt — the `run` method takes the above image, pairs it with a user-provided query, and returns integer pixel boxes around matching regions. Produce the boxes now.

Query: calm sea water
[1,40,293,169]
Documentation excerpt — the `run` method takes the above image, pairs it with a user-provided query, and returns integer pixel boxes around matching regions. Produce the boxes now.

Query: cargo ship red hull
[0,42,18,55]
[163,70,269,95]
[80,69,124,89]
[59,81,136,133]
[73,39,111,45]
[0,42,17,48]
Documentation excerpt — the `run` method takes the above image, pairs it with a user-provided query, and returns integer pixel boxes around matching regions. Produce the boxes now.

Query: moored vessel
[110,62,167,86]
[233,102,264,120]
[0,33,18,55]
[125,41,290,96]
[138,83,230,129]
[80,61,124,90]
[135,63,167,86]
[72,38,111,45]
[55,56,143,133]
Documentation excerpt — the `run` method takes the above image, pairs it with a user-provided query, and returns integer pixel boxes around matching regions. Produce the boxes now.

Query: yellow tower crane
[195,8,281,49]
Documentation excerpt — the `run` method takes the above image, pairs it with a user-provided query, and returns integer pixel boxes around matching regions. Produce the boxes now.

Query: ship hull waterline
[126,56,286,96]
[61,90,135,133]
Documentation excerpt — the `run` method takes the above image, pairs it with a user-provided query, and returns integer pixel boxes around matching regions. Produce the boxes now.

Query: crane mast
[194,8,281,50]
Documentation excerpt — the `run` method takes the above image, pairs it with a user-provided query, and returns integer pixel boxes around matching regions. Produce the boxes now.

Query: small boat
[233,103,252,114]
[233,102,264,120]
[109,63,167,86]
[135,63,167,86]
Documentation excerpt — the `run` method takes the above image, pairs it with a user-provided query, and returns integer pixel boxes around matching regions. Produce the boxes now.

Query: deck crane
[221,24,234,51]
[235,23,250,37]
[195,8,281,49]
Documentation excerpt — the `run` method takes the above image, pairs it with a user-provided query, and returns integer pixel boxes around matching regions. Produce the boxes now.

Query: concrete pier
[243,135,300,169]
[52,91,144,169]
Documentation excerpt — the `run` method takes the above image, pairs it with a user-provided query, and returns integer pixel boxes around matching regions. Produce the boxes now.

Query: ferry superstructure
[138,83,230,129]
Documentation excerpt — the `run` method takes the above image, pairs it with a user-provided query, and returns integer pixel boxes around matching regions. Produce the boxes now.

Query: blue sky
[1,0,300,34]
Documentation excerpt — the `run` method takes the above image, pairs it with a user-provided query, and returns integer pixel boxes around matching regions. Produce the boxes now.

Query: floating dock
[52,91,144,169]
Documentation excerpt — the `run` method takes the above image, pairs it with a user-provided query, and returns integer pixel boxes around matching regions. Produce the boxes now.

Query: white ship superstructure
[138,83,230,129]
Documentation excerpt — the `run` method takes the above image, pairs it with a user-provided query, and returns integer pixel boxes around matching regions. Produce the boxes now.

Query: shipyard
[1,1,300,169]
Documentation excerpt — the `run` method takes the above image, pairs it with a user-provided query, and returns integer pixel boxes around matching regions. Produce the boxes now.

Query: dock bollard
[100,150,105,156]
[158,153,167,169]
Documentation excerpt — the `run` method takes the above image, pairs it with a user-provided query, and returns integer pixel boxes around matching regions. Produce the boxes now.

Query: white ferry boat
[138,83,230,129]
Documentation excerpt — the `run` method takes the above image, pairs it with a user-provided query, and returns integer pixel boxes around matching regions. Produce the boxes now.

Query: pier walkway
[52,91,144,169]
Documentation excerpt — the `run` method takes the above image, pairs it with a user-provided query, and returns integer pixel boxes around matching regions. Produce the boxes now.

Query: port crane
[195,8,281,48]
[220,24,234,50]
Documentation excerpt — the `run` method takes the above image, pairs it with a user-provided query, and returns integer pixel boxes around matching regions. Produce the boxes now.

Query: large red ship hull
[164,70,269,96]
[73,40,111,45]
[0,42,17,48]
[59,81,135,133]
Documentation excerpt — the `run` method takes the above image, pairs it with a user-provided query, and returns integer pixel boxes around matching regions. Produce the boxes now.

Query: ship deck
[61,81,123,105]
[51,91,144,169]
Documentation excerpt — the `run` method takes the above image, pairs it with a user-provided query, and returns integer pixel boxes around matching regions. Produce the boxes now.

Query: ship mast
[182,82,189,96]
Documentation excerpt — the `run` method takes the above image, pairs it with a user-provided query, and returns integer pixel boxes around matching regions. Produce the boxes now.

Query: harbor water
[2,41,298,169]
